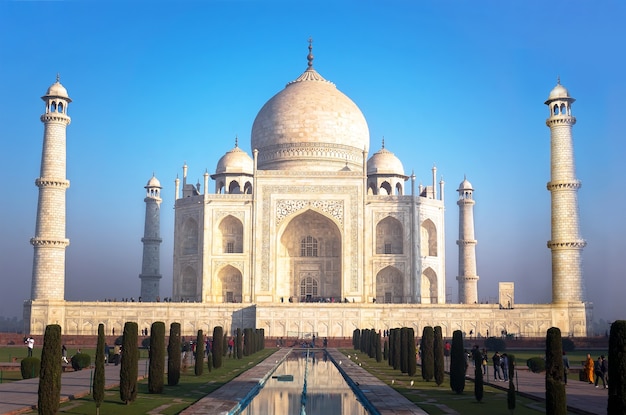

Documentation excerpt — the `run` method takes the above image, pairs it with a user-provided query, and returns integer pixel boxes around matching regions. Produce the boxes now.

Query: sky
[0,1,624,328]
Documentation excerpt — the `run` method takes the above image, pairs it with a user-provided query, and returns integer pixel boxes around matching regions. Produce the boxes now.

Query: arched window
[58,102,64,113]
[300,236,318,257]
[300,276,318,298]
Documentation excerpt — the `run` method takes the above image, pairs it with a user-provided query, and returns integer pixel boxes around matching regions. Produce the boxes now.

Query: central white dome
[251,55,369,171]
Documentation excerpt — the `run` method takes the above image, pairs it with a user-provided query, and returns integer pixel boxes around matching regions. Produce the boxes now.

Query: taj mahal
[24,43,592,337]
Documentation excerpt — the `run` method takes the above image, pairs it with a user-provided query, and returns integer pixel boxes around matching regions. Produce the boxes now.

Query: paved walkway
[0,352,611,415]
[468,365,609,415]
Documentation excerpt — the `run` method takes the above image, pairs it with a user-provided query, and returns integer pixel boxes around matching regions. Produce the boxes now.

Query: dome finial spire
[307,37,314,68]
[235,135,238,148]
[557,75,561,85]
[56,73,60,83]
[382,137,385,149]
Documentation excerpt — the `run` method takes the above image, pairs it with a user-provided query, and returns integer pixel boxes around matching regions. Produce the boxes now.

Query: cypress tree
[608,320,626,414]
[212,326,224,369]
[148,321,165,394]
[222,331,228,357]
[93,323,106,412]
[421,326,435,381]
[400,327,408,373]
[393,329,401,370]
[472,347,484,402]
[195,330,204,376]
[167,322,181,386]
[236,328,242,359]
[353,329,360,350]
[120,322,139,404]
[38,324,62,415]
[545,327,566,415]
[375,332,382,363]
[507,354,516,412]
[383,338,388,361]
[407,328,417,377]
[450,330,465,394]
[434,326,445,386]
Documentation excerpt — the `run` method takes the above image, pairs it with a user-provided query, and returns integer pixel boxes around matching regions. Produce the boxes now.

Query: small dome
[43,77,71,101]
[367,147,405,176]
[458,177,473,191]
[145,175,162,188]
[546,80,574,103]
[215,145,253,175]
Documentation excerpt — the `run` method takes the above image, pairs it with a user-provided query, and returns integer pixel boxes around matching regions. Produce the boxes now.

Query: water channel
[239,349,371,415]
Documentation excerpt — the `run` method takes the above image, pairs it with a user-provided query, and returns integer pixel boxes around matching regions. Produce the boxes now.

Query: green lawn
[18,348,275,415]
[338,349,578,415]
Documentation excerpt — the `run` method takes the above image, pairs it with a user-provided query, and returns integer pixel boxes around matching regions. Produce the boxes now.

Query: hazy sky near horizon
[1,1,624,327]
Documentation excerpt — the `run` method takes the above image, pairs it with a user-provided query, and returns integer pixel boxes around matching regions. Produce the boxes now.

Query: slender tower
[139,175,163,301]
[30,76,71,301]
[456,177,479,304]
[545,80,586,303]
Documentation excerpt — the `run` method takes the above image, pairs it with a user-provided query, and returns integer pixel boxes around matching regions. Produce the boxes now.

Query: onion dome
[145,174,162,189]
[251,40,369,171]
[42,74,71,101]
[215,139,253,175]
[545,77,575,104]
[367,140,405,176]
[457,176,473,191]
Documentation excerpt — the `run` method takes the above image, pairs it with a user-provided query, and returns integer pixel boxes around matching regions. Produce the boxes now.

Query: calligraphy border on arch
[260,185,358,291]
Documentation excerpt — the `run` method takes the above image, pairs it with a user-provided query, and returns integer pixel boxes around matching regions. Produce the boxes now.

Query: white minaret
[545,79,586,303]
[30,76,71,301]
[456,176,479,304]
[139,175,163,301]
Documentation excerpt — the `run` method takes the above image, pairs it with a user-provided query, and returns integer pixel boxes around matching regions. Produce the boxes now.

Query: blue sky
[1,1,624,327]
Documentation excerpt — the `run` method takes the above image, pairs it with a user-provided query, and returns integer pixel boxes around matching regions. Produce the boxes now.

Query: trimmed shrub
[450,330,465,394]
[527,357,545,373]
[353,329,360,350]
[472,347,483,402]
[383,339,388,361]
[93,323,106,408]
[120,322,139,404]
[167,322,181,386]
[195,330,204,376]
[148,322,165,394]
[222,332,228,357]
[421,326,434,381]
[507,354,516,412]
[21,357,40,379]
[70,353,91,370]
[545,327,566,415]
[433,326,445,386]
[608,320,626,414]
[37,324,61,415]
[407,328,417,377]
[392,328,401,370]
[375,332,382,363]
[484,337,506,352]
[236,328,242,359]
[212,326,224,369]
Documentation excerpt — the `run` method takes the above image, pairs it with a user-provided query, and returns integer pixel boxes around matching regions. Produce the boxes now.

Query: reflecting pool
[241,349,370,415]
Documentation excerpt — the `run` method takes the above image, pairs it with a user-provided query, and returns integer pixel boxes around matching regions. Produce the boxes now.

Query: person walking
[62,344,68,364]
[562,351,570,385]
[584,353,595,384]
[26,336,34,357]
[594,355,607,389]
[501,353,509,381]
[492,352,502,380]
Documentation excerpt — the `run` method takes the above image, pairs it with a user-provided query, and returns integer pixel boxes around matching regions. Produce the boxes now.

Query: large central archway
[279,210,342,302]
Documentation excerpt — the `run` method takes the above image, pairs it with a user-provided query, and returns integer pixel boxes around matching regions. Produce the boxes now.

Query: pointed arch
[379,181,392,195]
[376,216,403,254]
[218,215,243,253]
[421,267,438,304]
[228,180,241,194]
[395,182,403,195]
[243,181,253,194]
[182,218,199,255]
[420,219,437,257]
[375,265,404,303]
[279,209,341,301]
[181,265,198,300]
[216,265,242,303]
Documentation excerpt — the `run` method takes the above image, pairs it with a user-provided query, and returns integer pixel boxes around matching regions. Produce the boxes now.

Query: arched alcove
[375,265,404,303]
[421,267,438,304]
[420,219,437,257]
[216,265,242,303]
[376,216,403,254]
[218,215,243,253]
[182,218,198,255]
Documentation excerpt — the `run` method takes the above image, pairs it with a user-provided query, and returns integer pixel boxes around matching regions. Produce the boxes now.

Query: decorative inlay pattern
[276,199,344,226]
[546,181,581,191]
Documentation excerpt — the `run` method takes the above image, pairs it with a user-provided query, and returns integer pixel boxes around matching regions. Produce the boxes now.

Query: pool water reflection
[241,350,370,415]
